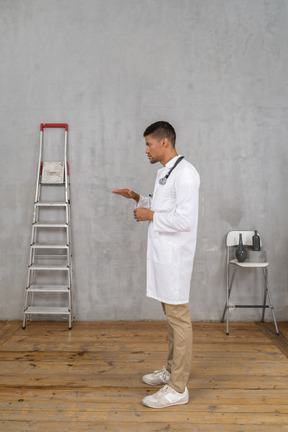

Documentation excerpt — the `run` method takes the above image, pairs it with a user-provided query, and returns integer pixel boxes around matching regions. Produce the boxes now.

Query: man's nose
[145,147,149,154]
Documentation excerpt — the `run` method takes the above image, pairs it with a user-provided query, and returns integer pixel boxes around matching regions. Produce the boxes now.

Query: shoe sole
[142,397,189,409]
[142,377,169,386]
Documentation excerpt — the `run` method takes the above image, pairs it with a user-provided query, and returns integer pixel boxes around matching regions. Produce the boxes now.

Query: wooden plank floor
[0,321,288,432]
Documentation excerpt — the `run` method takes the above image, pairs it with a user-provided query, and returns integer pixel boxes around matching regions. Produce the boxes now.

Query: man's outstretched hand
[112,189,140,202]
[112,189,154,222]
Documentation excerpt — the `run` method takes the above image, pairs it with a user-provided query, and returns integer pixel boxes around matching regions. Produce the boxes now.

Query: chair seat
[230,259,269,268]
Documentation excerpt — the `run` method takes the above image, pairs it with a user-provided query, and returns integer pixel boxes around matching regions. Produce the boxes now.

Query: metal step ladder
[23,123,73,329]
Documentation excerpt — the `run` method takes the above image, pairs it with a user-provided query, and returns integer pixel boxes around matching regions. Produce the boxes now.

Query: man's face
[145,135,164,164]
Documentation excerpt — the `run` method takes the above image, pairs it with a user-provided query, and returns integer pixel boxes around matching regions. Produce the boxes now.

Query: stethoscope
[158,156,184,185]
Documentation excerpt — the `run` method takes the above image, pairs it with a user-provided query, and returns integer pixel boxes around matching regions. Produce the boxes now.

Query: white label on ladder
[42,162,64,184]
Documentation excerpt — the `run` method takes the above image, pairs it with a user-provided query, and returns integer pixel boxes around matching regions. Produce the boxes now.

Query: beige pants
[161,302,193,393]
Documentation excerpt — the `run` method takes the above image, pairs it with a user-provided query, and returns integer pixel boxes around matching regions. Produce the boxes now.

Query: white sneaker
[142,367,170,386]
[142,385,189,409]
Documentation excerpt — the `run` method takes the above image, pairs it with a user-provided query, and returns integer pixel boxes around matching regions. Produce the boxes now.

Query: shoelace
[157,385,175,395]
[155,366,169,376]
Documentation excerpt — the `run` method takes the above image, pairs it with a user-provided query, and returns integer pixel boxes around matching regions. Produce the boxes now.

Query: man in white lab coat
[112,121,200,408]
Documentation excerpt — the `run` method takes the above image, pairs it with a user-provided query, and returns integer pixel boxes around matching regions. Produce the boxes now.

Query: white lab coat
[137,156,200,305]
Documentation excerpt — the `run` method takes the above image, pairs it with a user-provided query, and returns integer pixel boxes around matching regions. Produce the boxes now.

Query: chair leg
[221,300,227,323]
[222,268,237,335]
[266,290,279,336]
[261,268,268,322]
[262,268,279,335]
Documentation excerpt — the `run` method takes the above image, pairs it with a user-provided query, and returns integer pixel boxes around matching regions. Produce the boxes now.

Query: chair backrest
[226,230,262,247]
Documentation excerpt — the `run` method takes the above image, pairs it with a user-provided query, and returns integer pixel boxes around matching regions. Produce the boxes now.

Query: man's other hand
[134,208,154,222]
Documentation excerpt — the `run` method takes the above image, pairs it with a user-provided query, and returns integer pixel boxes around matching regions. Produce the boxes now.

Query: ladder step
[27,285,70,293]
[35,201,68,207]
[32,256,68,260]
[33,222,68,228]
[31,243,69,249]
[40,181,65,185]
[29,264,69,271]
[24,307,70,315]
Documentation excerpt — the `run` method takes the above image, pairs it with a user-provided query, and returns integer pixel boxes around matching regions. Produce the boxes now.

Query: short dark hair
[143,121,176,147]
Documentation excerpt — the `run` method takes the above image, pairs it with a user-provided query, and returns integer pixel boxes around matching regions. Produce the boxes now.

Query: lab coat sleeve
[153,171,199,233]
[136,195,152,209]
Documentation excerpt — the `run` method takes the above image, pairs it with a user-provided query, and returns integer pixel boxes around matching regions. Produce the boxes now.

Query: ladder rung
[231,305,270,309]
[35,202,68,207]
[31,243,69,249]
[27,285,70,293]
[33,222,68,228]
[32,256,68,260]
[29,264,69,271]
[24,307,70,315]
[40,182,65,185]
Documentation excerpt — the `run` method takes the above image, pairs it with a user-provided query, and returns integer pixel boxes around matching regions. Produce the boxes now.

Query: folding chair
[221,230,279,335]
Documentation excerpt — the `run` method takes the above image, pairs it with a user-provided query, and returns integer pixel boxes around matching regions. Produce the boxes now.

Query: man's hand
[112,189,140,202]
[134,208,154,222]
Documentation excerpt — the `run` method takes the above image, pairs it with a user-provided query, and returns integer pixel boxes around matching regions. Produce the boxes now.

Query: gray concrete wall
[1,0,288,321]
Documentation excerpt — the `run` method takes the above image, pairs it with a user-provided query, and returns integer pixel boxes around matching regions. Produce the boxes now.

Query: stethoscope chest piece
[158,156,184,186]
[158,177,167,185]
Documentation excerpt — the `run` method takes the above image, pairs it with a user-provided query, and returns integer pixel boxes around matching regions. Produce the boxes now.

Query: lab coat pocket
[151,232,173,265]
[154,195,171,212]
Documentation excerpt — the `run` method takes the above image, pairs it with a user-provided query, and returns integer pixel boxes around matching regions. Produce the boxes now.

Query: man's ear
[162,137,168,147]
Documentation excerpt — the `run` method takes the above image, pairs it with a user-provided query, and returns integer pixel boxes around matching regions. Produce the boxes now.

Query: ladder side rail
[31,247,36,268]
[70,266,74,322]
[67,198,73,323]
[64,130,69,205]
[30,225,38,264]
[30,127,42,286]
[28,245,34,268]
[67,244,70,267]
[68,266,73,328]
[26,260,32,288]
[68,221,72,265]
[30,224,36,246]
[67,185,72,259]
[34,128,43,205]
[66,223,70,246]
[64,129,70,248]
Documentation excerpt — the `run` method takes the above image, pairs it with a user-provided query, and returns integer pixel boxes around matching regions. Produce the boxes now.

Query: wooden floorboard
[256,321,288,358]
[0,321,288,431]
